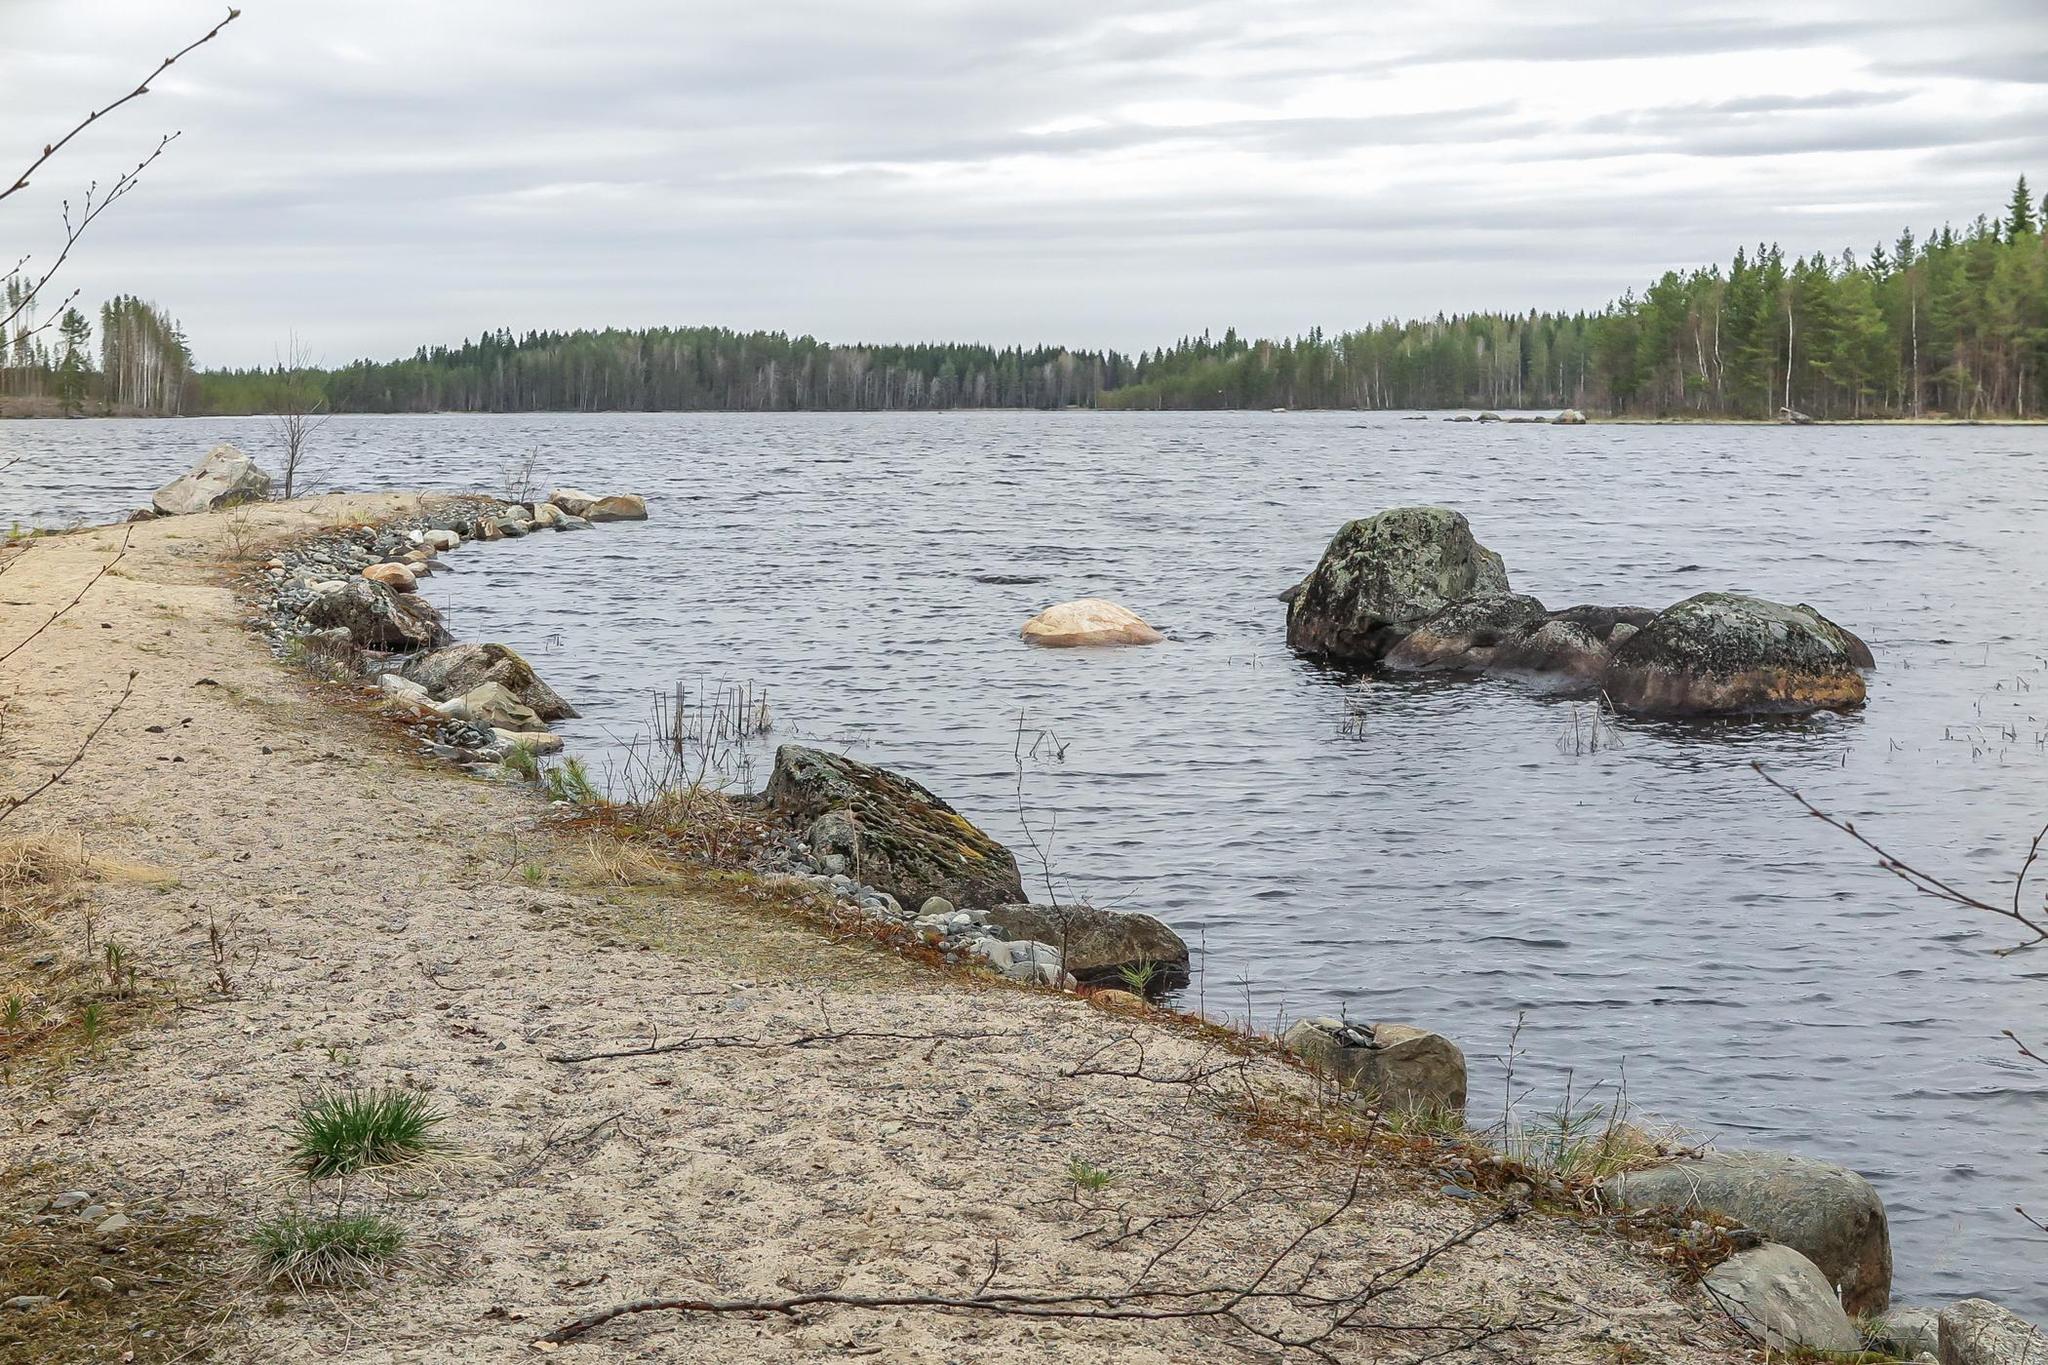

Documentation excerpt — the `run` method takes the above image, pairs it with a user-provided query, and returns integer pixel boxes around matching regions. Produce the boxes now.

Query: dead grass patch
[0,1162,235,1364]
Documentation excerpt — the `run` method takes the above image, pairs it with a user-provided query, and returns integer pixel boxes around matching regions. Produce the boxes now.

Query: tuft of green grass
[500,745,540,782]
[1066,1157,1116,1192]
[286,1087,451,1182]
[249,1212,406,1288]
[541,756,597,805]
[1116,959,1160,995]
[519,862,546,888]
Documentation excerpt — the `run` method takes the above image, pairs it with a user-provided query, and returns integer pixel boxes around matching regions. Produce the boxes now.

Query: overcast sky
[6,0,2046,368]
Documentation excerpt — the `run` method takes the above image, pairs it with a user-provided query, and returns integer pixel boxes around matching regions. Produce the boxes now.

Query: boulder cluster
[761,744,1191,992]
[1284,506,1873,716]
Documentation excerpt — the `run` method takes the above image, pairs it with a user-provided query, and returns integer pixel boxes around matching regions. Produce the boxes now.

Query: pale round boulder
[1021,599,1164,648]
[586,494,648,522]
[362,562,418,593]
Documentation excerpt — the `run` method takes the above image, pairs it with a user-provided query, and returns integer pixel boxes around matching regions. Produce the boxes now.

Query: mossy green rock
[764,746,1024,911]
[1605,592,1870,716]
[1286,507,1510,663]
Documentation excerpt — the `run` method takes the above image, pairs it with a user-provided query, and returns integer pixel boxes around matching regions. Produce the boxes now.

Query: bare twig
[0,669,137,826]
[1753,762,2048,954]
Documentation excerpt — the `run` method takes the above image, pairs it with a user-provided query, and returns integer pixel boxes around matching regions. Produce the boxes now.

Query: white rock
[1021,599,1165,648]
[151,443,273,516]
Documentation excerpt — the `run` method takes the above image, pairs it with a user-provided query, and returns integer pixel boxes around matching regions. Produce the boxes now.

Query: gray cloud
[3,0,2044,366]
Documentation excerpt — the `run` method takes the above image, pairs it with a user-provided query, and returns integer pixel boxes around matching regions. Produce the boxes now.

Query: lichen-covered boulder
[1280,1018,1467,1115]
[296,579,449,651]
[1704,1244,1862,1353]
[1602,593,1870,716]
[400,642,578,720]
[763,746,1024,912]
[1020,599,1165,648]
[1286,507,1510,664]
[1939,1298,2048,1364]
[1601,1149,1891,1315]
[152,443,273,516]
[982,903,1188,990]
[1382,593,1549,673]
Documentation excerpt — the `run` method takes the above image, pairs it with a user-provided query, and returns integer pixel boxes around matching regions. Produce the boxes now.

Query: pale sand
[0,495,1749,1362]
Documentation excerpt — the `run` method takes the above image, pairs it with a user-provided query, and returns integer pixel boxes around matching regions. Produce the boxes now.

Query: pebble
[2,1297,52,1311]
[47,1191,90,1211]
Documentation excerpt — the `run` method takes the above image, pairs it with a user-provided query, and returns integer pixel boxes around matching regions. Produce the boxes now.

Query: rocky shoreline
[160,440,2041,1362]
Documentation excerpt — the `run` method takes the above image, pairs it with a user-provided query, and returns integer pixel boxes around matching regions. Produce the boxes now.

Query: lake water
[6,410,2047,1316]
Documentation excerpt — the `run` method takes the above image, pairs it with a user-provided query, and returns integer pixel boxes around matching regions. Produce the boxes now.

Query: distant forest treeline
[7,179,2047,420]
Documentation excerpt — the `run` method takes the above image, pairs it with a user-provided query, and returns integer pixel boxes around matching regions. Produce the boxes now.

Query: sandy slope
[0,495,1748,1363]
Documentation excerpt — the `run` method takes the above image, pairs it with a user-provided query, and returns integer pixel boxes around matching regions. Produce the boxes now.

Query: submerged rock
[152,443,273,516]
[400,642,578,720]
[1286,507,1510,664]
[1704,1243,1862,1353]
[1604,593,1869,716]
[1383,593,1549,673]
[1020,599,1165,648]
[1601,1148,1891,1315]
[981,903,1188,989]
[763,746,1024,912]
[1280,1018,1467,1115]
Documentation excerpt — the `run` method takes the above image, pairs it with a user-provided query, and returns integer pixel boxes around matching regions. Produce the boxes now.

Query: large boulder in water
[400,642,578,720]
[1382,593,1549,674]
[1603,593,1871,716]
[763,746,1024,911]
[1601,1148,1891,1315]
[1286,507,1510,664]
[297,580,449,651]
[152,443,273,516]
[982,903,1188,989]
[1021,599,1165,648]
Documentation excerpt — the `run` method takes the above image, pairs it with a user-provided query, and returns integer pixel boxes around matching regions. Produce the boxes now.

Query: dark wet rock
[1604,593,1870,716]
[981,903,1189,990]
[1703,1243,1862,1353]
[1383,593,1549,674]
[1548,604,1660,640]
[400,643,578,720]
[1490,618,1611,679]
[1285,507,1511,665]
[297,580,449,651]
[1281,1018,1467,1115]
[152,443,273,516]
[1939,1298,2048,1364]
[1601,1149,1891,1315]
[763,746,1024,912]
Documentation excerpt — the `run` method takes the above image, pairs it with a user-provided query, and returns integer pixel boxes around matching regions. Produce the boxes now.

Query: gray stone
[94,1213,132,1237]
[982,903,1189,991]
[2,1296,53,1311]
[458,681,544,731]
[1703,1243,1861,1353]
[919,896,956,918]
[1872,1306,1941,1359]
[400,642,578,720]
[1281,1018,1467,1115]
[1600,1149,1891,1316]
[1604,592,1871,716]
[152,443,273,516]
[548,487,599,516]
[765,745,1024,913]
[47,1191,91,1210]
[1554,408,1587,424]
[1285,507,1511,665]
[1382,593,1550,674]
[1939,1299,2048,1365]
[296,579,449,650]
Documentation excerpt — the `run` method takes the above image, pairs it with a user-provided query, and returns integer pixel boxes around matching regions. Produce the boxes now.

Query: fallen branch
[1063,1034,1250,1089]
[1753,762,2048,954]
[0,669,137,827]
[546,1026,1016,1065]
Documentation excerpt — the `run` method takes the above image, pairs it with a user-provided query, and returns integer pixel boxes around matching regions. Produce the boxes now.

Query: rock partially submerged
[1604,593,1870,716]
[1704,1243,1862,1353]
[981,903,1189,989]
[1601,1148,1891,1316]
[1021,599,1165,648]
[763,746,1025,912]
[1286,507,1510,662]
[1280,1018,1468,1116]
[1285,507,1872,716]
[152,443,273,516]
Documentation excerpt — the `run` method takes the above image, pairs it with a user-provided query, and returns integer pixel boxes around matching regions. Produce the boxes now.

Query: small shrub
[286,1087,450,1181]
[519,862,546,888]
[540,757,597,805]
[1066,1157,1116,1192]
[1116,959,1160,995]
[250,1212,406,1287]
[500,745,540,782]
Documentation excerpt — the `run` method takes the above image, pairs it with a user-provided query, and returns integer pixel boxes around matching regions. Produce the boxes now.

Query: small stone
[2,1296,52,1311]
[95,1213,132,1237]
[88,1276,115,1294]
[47,1191,90,1211]
[919,897,956,918]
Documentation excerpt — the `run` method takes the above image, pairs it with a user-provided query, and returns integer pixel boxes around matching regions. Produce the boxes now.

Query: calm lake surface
[6,410,2047,1314]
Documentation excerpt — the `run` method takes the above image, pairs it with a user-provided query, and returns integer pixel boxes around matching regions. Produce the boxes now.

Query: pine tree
[2008,176,2037,238]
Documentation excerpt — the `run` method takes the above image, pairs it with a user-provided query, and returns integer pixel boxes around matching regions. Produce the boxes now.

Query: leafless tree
[270,332,333,498]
